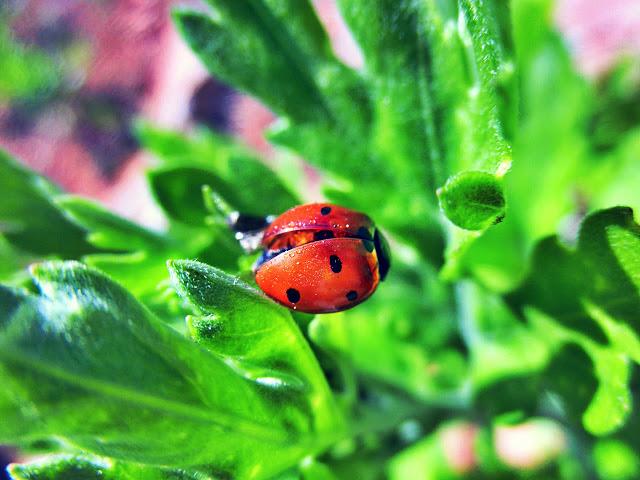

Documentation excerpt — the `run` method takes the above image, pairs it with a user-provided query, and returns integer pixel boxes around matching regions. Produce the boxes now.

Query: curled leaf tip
[438,171,506,231]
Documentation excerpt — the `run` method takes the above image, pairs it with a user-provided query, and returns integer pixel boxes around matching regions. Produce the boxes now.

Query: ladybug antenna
[202,186,273,252]
[202,186,235,218]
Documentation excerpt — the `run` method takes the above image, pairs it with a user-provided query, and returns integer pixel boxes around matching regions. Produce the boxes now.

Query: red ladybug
[243,203,390,313]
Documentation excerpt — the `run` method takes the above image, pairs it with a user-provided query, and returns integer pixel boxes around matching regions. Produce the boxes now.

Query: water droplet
[226,359,306,391]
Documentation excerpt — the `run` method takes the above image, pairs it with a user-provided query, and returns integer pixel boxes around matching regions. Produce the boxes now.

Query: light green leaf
[8,455,212,480]
[168,259,343,435]
[387,421,463,480]
[437,171,506,230]
[495,207,640,434]
[0,261,339,478]
[593,439,640,480]
[419,0,511,244]
[451,0,593,286]
[309,264,464,404]
[0,23,59,100]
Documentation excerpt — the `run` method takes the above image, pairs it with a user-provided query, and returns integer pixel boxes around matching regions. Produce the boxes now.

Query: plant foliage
[2,0,640,478]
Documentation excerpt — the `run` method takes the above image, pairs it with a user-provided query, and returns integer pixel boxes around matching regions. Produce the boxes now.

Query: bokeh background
[1,0,639,477]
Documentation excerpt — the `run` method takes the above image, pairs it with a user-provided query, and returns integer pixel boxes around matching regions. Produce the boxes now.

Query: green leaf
[387,421,463,480]
[308,263,464,403]
[420,0,511,229]
[449,0,593,286]
[482,215,640,436]
[54,196,177,297]
[299,458,338,480]
[0,23,59,100]
[8,455,212,480]
[230,0,334,66]
[55,196,168,252]
[337,0,443,193]
[173,8,329,124]
[593,439,640,480]
[465,280,632,436]
[168,259,343,431]
[54,195,242,303]
[149,167,232,226]
[0,150,93,257]
[508,207,640,344]
[0,235,33,283]
[138,124,298,219]
[0,261,339,477]
[173,1,447,265]
[437,171,506,230]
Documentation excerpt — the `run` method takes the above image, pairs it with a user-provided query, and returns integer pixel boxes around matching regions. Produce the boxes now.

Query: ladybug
[230,203,390,313]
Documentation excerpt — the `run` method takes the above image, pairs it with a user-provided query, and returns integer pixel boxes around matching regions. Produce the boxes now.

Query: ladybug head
[373,228,391,281]
[226,212,273,233]
[226,212,274,253]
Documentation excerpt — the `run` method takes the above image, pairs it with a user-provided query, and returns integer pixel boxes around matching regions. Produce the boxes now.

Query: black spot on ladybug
[346,290,358,301]
[357,226,372,240]
[314,230,334,241]
[286,288,301,303]
[320,206,332,215]
[362,239,374,252]
[330,255,342,273]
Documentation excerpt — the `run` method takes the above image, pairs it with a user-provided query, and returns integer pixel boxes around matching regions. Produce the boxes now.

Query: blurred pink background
[1,0,638,228]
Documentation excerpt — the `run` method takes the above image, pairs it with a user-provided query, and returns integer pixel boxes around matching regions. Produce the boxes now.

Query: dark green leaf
[149,167,229,226]
[54,196,176,296]
[173,9,328,124]
[0,150,94,257]
[508,207,640,344]
[138,124,298,218]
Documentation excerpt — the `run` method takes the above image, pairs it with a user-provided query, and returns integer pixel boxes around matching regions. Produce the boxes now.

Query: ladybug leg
[252,247,287,272]
[373,228,391,281]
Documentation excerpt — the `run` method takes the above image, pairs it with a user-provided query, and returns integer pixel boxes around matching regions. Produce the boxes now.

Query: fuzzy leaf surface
[0,262,341,478]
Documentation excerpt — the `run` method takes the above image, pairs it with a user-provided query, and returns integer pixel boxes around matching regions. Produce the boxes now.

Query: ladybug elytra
[233,203,390,314]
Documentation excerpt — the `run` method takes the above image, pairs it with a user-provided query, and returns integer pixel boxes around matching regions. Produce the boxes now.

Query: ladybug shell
[262,203,374,249]
[255,238,380,314]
